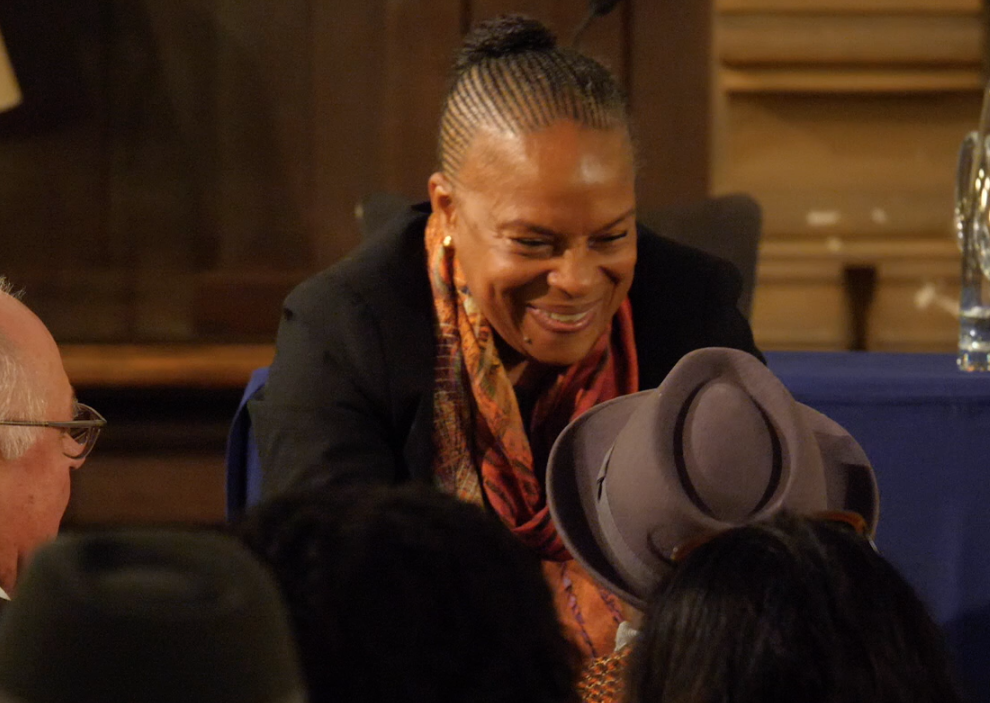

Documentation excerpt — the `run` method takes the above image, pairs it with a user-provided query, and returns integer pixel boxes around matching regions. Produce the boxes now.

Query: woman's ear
[428,172,456,229]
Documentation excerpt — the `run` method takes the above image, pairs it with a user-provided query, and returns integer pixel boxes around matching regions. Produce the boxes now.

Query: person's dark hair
[236,484,579,703]
[628,512,963,703]
[438,14,629,178]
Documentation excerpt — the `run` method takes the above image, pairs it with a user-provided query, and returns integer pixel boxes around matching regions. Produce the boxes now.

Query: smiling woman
[250,14,762,659]
[432,122,637,376]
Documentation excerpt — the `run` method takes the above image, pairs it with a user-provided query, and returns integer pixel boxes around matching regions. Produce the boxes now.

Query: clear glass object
[955,130,990,371]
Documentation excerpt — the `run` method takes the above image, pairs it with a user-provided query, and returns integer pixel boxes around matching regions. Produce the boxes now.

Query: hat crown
[679,379,781,522]
[591,352,828,603]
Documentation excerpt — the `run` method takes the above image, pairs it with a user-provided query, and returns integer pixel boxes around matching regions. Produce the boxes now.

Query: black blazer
[251,204,763,498]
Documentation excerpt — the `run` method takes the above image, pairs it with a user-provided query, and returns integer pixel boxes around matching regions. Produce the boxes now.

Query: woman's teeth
[546,310,589,323]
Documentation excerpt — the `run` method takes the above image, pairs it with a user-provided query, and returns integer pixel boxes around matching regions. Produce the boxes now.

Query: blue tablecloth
[767,352,990,698]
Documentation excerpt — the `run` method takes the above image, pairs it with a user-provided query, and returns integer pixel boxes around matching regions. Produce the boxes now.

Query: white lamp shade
[0,24,21,112]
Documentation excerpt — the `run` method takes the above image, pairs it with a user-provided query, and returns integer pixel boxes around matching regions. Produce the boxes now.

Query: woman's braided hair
[438,15,629,179]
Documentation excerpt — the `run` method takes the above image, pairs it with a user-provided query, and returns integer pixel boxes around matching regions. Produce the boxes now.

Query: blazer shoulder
[284,206,432,323]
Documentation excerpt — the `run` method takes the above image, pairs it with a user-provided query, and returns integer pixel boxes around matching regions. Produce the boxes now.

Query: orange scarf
[426,213,638,657]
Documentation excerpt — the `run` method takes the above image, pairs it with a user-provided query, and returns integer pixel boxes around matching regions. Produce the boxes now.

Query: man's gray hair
[0,276,46,460]
[0,276,23,300]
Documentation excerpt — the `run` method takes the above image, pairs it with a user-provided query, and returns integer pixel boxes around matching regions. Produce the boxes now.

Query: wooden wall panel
[0,1,108,268]
[715,93,979,240]
[717,1,984,92]
[192,0,316,338]
[628,0,714,208]
[720,15,981,65]
[871,255,960,351]
[310,0,386,267]
[13,273,134,342]
[379,0,463,201]
[717,0,983,351]
[0,2,123,341]
[212,0,313,271]
[751,259,849,350]
[2,1,319,341]
[104,1,207,340]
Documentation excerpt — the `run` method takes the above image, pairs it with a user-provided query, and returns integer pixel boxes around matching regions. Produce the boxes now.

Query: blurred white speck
[914,282,959,315]
[871,208,889,225]
[807,210,841,227]
[825,237,843,253]
[915,283,936,309]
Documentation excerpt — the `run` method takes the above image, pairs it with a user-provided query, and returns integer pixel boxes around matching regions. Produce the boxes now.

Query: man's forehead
[0,293,68,390]
[0,292,42,345]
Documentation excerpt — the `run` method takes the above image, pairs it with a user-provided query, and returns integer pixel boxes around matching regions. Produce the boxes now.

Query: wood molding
[719,15,981,66]
[61,344,275,389]
[721,67,983,94]
[718,0,979,14]
[760,238,959,261]
[751,272,851,349]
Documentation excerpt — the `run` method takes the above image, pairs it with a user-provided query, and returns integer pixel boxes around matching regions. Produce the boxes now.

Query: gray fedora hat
[0,529,306,703]
[547,347,879,610]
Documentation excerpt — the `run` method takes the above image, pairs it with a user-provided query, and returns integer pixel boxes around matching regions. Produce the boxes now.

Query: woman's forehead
[457,122,635,198]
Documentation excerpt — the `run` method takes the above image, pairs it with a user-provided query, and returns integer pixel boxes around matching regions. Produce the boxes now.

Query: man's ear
[428,172,456,229]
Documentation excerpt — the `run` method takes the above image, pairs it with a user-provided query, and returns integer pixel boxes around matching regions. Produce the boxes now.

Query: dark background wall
[1,0,712,345]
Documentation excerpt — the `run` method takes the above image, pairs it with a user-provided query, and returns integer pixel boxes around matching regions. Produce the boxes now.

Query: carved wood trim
[718,0,978,14]
[61,344,274,388]
[722,67,982,93]
[720,14,981,66]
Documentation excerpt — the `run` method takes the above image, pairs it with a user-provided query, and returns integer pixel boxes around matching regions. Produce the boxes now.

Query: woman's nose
[547,250,598,297]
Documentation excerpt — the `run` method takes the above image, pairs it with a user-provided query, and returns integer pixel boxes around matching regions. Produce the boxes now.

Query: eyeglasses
[0,403,106,460]
[668,510,874,564]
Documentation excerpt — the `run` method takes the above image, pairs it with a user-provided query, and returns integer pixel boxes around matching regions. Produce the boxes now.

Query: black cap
[0,530,305,703]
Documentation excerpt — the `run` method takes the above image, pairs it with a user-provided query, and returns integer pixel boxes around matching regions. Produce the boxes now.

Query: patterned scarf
[426,212,639,657]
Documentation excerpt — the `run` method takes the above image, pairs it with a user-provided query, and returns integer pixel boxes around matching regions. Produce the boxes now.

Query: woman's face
[429,120,637,369]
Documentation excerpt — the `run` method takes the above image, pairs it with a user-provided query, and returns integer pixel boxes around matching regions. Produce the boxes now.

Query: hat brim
[547,390,654,608]
[800,405,880,536]
[547,397,881,610]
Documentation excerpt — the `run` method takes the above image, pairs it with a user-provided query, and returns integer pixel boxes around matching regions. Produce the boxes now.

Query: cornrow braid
[438,15,629,179]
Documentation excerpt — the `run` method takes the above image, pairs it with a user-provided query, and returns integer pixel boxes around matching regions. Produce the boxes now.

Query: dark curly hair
[627,512,963,703]
[236,484,580,703]
[438,14,629,179]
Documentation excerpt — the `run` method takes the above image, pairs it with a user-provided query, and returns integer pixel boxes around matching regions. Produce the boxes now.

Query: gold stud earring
[442,235,453,248]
